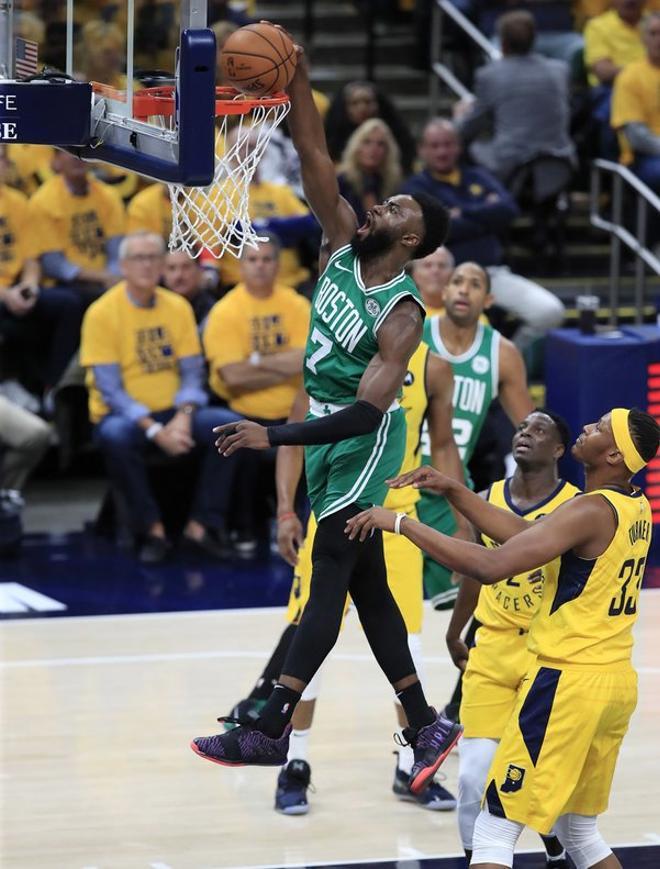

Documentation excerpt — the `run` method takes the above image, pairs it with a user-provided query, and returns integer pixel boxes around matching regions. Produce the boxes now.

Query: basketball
[220,22,297,96]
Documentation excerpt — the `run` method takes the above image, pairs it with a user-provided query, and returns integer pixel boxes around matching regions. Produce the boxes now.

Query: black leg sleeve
[279,505,364,684]
[348,529,417,685]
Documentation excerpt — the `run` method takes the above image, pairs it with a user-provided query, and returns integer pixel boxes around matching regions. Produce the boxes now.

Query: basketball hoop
[130,85,291,259]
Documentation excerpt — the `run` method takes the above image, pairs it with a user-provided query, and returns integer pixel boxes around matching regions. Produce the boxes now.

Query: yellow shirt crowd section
[80,282,202,423]
[0,185,37,288]
[203,282,310,420]
[28,175,125,272]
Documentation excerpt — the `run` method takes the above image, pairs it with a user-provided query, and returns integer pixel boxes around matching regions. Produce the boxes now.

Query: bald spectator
[402,120,564,350]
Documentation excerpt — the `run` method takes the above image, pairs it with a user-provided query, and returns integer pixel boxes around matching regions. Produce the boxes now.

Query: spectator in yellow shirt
[612,12,660,196]
[0,146,83,396]
[80,231,240,564]
[204,234,310,552]
[29,151,125,302]
[584,0,646,153]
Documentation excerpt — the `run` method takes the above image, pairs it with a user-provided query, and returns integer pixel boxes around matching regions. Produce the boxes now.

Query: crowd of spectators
[1,0,658,561]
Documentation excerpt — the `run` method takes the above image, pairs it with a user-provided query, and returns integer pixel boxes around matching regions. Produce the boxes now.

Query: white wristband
[394,512,407,535]
[145,422,164,440]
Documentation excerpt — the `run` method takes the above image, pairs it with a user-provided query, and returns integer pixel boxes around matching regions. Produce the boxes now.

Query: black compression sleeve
[267,400,384,446]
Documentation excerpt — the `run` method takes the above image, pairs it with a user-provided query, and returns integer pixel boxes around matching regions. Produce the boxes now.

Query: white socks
[287,728,310,764]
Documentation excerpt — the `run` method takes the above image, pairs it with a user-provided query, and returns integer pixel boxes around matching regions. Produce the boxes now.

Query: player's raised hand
[277,513,304,566]
[213,420,270,456]
[345,506,397,542]
[387,466,456,495]
[260,20,304,59]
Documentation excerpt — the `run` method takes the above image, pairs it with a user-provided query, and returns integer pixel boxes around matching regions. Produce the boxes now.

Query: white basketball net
[167,95,291,259]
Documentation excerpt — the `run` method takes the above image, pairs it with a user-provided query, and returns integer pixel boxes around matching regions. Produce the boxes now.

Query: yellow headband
[611,408,646,474]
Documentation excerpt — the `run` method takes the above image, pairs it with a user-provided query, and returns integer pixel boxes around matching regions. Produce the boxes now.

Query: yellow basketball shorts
[460,625,535,739]
[285,506,424,634]
[483,658,638,834]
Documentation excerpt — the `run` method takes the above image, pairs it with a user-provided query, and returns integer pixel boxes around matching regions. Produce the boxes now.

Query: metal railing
[590,159,660,326]
[430,0,500,110]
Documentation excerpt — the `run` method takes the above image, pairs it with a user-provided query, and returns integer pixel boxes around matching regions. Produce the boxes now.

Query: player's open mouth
[356,212,373,238]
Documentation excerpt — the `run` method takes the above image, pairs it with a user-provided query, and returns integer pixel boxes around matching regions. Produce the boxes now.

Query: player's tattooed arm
[356,298,423,411]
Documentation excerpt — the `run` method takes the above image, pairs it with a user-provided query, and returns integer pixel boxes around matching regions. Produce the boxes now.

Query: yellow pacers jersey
[529,486,653,665]
[476,479,580,630]
[384,342,430,513]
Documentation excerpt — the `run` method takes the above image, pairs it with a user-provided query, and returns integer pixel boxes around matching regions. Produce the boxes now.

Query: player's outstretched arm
[285,43,357,250]
[388,466,528,542]
[345,496,612,583]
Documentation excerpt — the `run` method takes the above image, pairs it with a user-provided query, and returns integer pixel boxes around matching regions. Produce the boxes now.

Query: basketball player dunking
[346,408,659,869]
[191,30,460,791]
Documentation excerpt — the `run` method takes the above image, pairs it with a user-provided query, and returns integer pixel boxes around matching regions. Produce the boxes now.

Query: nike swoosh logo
[335,262,353,274]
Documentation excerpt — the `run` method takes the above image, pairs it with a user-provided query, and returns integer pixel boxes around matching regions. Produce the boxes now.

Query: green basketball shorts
[305,407,406,522]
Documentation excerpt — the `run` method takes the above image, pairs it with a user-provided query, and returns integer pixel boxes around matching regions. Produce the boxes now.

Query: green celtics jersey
[421,316,501,466]
[303,244,425,405]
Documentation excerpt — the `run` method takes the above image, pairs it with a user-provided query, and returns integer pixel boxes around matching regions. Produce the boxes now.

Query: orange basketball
[220,22,297,96]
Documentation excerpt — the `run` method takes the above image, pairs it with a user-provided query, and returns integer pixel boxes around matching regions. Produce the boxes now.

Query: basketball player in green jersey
[415,258,534,610]
[192,33,460,790]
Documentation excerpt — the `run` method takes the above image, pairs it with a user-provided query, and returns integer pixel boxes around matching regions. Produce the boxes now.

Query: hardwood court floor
[2,593,660,869]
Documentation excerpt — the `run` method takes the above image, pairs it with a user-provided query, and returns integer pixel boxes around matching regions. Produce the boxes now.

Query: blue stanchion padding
[545,325,660,566]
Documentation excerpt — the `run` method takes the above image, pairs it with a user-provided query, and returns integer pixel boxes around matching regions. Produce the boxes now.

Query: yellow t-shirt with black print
[127,182,172,239]
[0,185,37,288]
[204,281,310,419]
[28,174,125,270]
[80,281,202,423]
